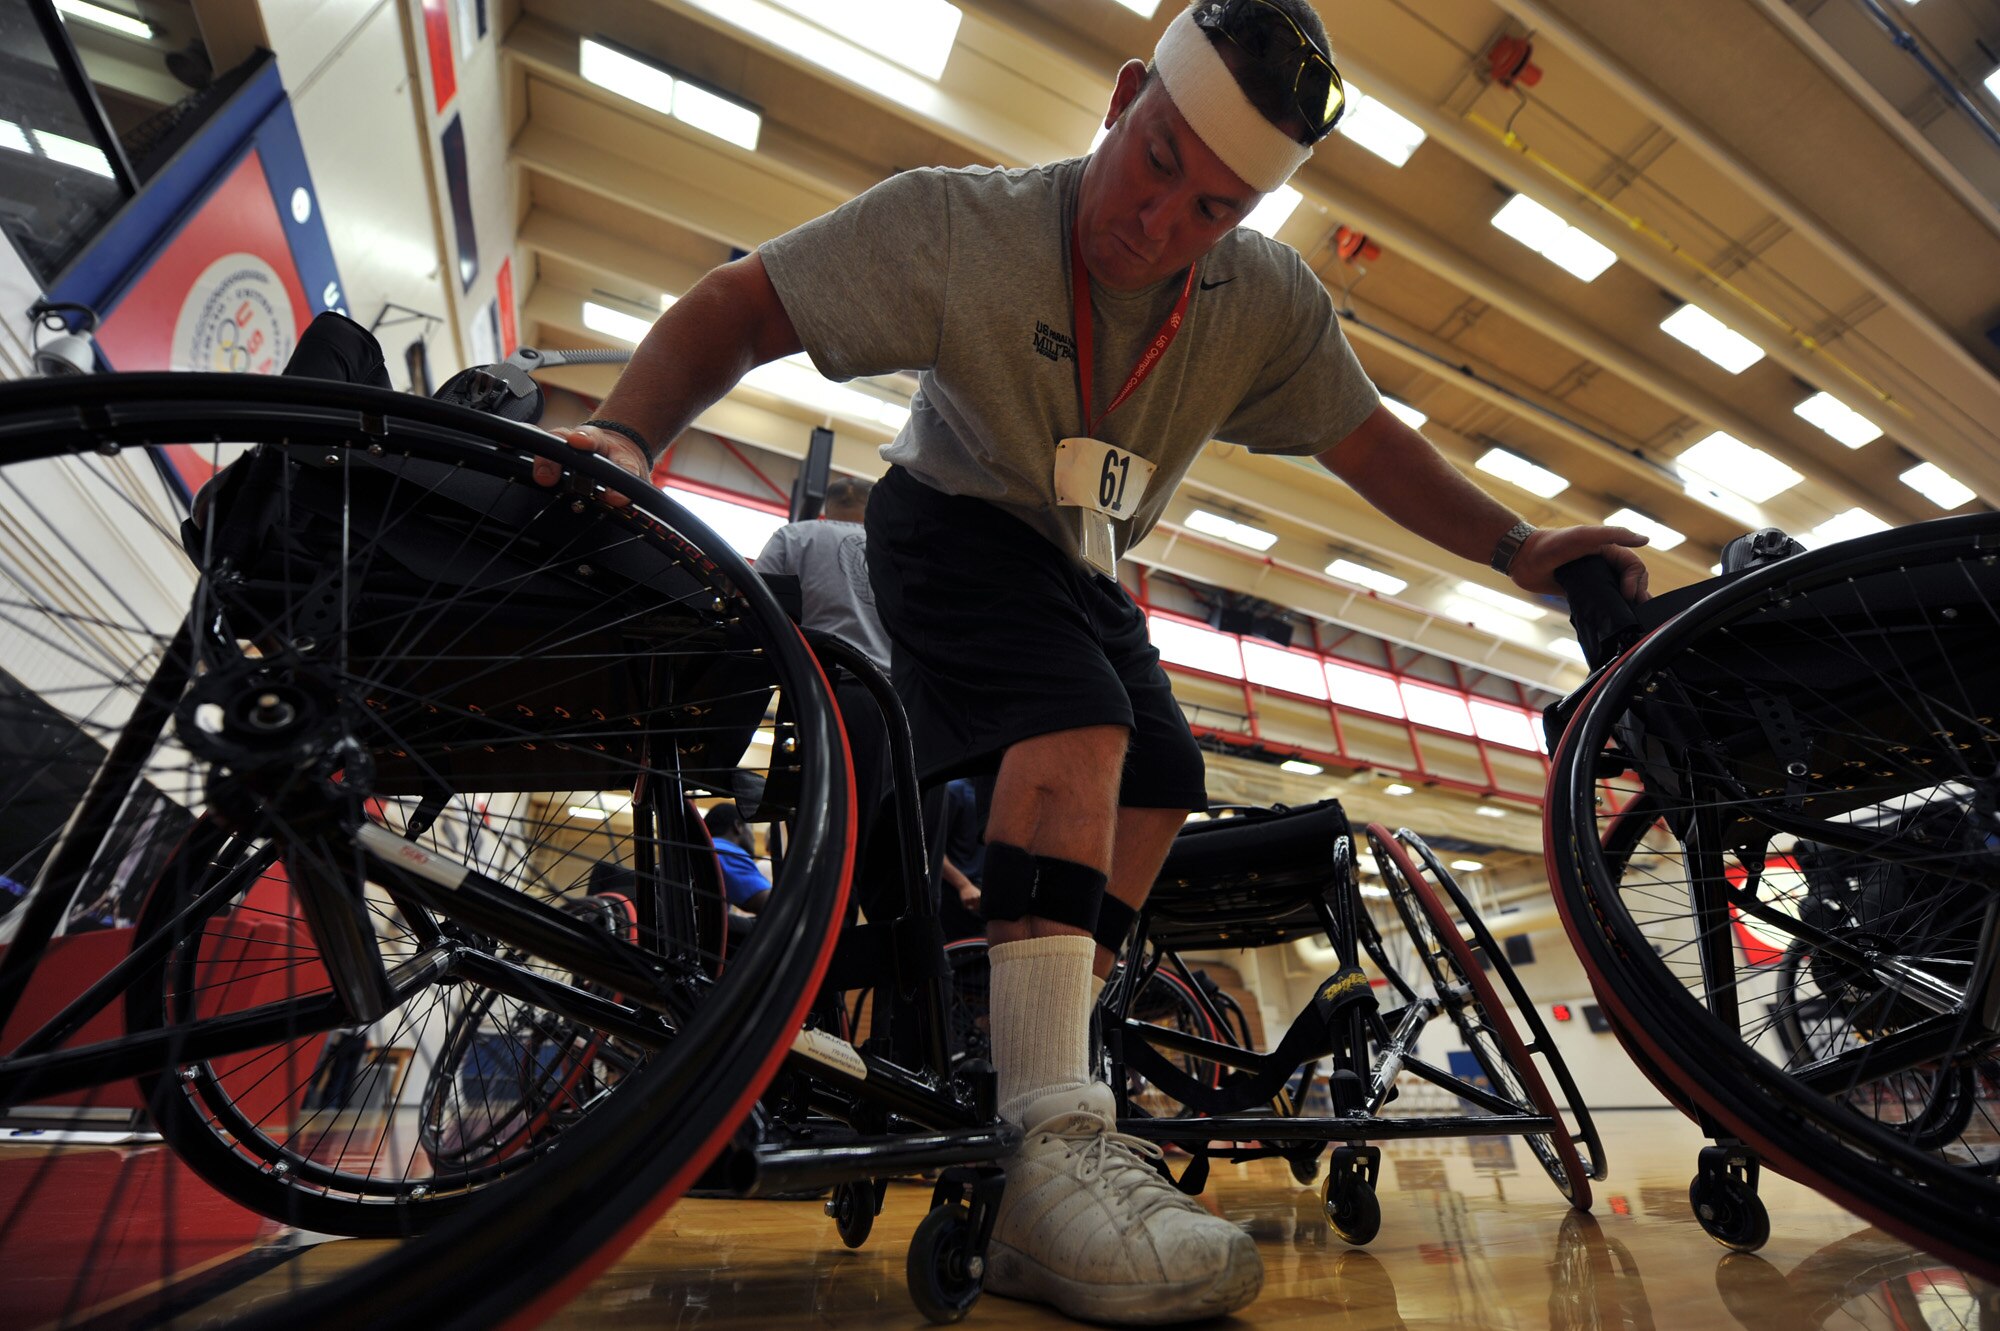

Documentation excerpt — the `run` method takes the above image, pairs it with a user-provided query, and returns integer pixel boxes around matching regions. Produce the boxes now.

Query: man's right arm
[533,252,803,486]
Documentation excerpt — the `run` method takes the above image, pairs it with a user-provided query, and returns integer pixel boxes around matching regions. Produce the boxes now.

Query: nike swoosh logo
[1199,277,1235,290]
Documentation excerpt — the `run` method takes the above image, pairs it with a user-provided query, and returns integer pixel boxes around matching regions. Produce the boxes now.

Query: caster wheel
[1321,1170,1381,1246]
[1689,1170,1770,1252]
[1288,1153,1320,1186]
[828,1179,876,1249]
[906,1203,985,1324]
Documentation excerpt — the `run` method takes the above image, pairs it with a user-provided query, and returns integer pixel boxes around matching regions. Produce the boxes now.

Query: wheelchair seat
[1144,799,1349,950]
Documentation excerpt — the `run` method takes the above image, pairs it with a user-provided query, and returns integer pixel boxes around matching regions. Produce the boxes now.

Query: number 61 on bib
[1053,437,1155,519]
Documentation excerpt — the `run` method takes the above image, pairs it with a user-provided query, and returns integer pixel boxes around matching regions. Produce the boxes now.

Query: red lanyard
[1070,221,1196,437]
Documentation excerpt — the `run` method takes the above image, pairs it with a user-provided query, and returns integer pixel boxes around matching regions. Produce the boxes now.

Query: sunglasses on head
[1193,0,1346,141]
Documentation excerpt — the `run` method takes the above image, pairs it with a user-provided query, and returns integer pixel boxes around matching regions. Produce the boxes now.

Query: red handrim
[1369,823,1592,1210]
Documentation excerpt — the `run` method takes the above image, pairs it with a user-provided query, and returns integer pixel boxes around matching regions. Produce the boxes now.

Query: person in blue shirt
[704,802,771,914]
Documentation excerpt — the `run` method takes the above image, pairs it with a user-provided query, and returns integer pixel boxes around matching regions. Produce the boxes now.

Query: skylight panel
[1382,397,1426,429]
[1900,461,1975,510]
[1241,184,1302,237]
[1490,194,1616,282]
[1185,509,1278,551]
[1454,580,1547,620]
[1660,304,1764,373]
[1337,84,1427,166]
[1325,558,1407,596]
[1677,431,1802,503]
[1798,507,1891,549]
[1794,391,1882,448]
[1475,446,1569,498]
[1605,507,1686,551]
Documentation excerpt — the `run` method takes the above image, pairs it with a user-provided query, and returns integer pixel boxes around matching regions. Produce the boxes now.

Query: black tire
[1545,513,2000,1282]
[906,1203,984,1324]
[831,1178,877,1249]
[1321,1170,1381,1245]
[1369,825,1592,1209]
[1397,830,1607,1182]
[0,374,856,1325]
[1689,1170,1771,1252]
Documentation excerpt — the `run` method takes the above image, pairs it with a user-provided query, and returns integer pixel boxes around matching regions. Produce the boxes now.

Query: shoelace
[1026,1110,1200,1227]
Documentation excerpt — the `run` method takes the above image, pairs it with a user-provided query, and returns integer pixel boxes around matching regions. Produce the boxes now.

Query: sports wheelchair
[947,796,1606,1243]
[0,334,1007,1327]
[1543,524,2000,1280]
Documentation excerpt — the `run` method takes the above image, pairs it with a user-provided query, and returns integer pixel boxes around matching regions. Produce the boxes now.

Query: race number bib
[1053,438,1154,581]
[1053,437,1155,518]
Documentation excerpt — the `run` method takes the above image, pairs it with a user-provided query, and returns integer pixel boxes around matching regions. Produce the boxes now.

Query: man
[539,2,1647,1321]
[703,802,770,915]
[753,474,891,672]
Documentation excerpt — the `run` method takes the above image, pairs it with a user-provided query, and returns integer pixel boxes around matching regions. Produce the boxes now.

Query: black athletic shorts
[864,466,1206,811]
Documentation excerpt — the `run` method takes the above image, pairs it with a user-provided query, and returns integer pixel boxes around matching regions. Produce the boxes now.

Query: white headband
[1153,7,1312,194]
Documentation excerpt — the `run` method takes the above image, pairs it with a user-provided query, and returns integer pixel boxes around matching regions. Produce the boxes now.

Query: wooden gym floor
[147,1107,1992,1329]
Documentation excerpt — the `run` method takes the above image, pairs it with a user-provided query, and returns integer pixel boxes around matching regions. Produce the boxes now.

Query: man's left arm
[1315,404,1651,601]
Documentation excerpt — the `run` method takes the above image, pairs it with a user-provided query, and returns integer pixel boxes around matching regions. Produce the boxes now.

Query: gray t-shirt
[754,518,893,671]
[758,157,1381,564]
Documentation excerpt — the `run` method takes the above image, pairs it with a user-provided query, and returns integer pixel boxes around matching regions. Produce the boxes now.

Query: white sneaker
[985,1082,1263,1325]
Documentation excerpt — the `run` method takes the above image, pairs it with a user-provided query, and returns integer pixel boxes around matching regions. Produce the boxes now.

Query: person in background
[704,801,771,915]
[754,474,890,672]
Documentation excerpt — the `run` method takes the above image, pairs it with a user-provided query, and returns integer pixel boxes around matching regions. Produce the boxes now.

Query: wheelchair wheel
[0,374,855,1325]
[1395,830,1607,1182]
[1545,512,2000,1280]
[1368,825,1592,1208]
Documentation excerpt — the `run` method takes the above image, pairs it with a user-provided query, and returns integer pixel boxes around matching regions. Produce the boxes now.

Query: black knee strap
[981,842,1106,935]
[1093,895,1137,955]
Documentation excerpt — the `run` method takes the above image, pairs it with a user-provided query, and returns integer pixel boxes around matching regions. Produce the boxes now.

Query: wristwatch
[1489,519,1536,575]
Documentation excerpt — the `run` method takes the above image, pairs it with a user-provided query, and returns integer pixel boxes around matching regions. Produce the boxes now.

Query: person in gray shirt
[538,2,1649,1321]
[753,475,891,672]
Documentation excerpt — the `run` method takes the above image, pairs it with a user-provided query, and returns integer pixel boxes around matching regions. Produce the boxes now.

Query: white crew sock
[989,934,1098,1122]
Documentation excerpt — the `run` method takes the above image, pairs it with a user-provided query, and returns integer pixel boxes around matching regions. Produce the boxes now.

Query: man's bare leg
[1097,806,1184,978]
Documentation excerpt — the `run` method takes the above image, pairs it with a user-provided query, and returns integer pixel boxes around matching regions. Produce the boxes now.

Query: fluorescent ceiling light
[1799,506,1890,550]
[674,80,762,151]
[1325,558,1406,596]
[580,40,762,150]
[583,300,655,345]
[682,0,947,107]
[1987,67,2000,99]
[0,120,29,155]
[1090,122,1109,152]
[580,39,675,114]
[1185,508,1278,551]
[33,129,113,177]
[1550,636,1585,662]
[1450,859,1485,872]
[1280,759,1324,776]
[1241,184,1302,238]
[1475,446,1569,498]
[1110,0,1162,14]
[1682,474,1763,528]
[1382,397,1426,429]
[55,0,153,39]
[1605,507,1686,551]
[566,805,610,821]
[1794,392,1882,448]
[1454,580,1547,620]
[1677,431,1802,503]
[1336,84,1426,166]
[1447,599,1540,642]
[1659,304,1765,373]
[744,354,912,432]
[1384,783,1413,796]
[1476,805,1507,818]
[1490,194,1615,282]
[766,0,962,79]
[1900,461,1974,509]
